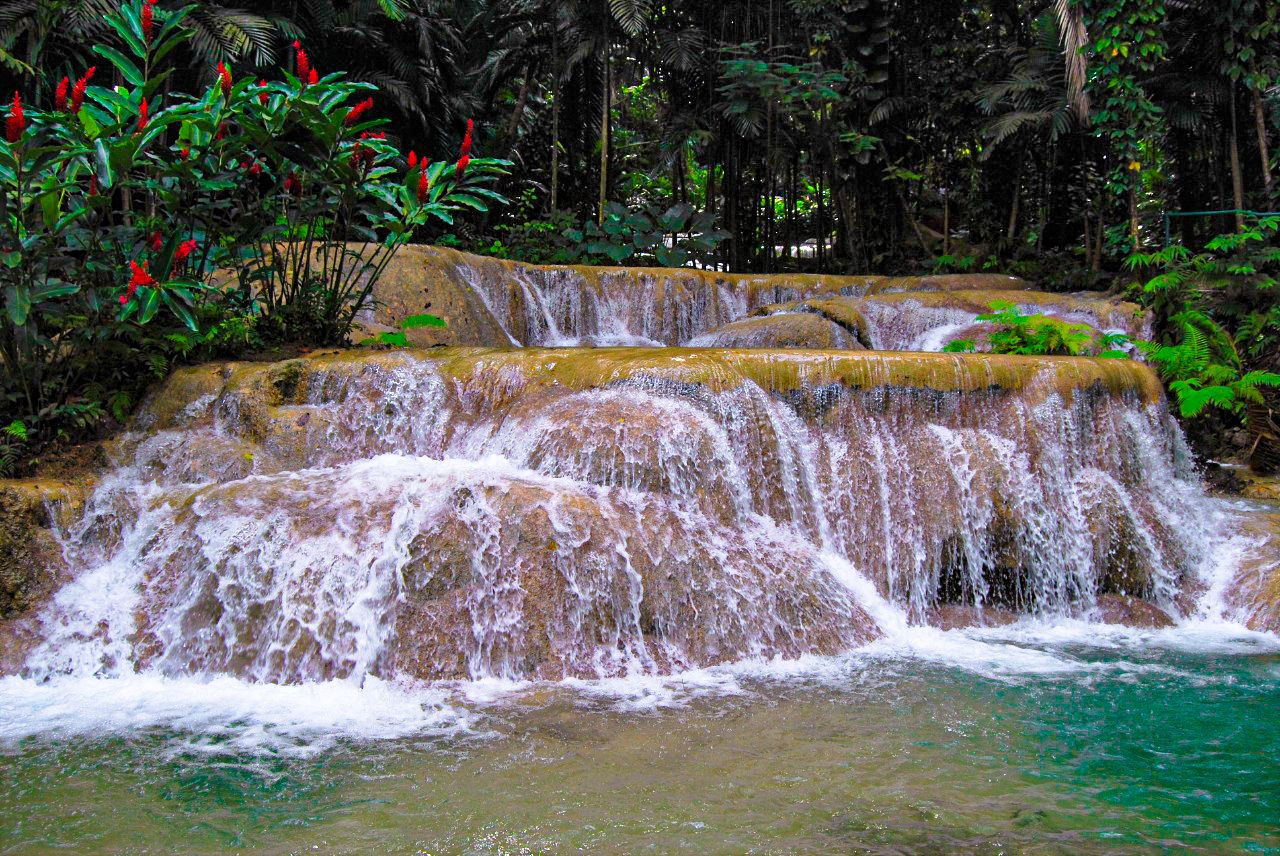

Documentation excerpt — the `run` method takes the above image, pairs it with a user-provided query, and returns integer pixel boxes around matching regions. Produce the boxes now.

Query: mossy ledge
[145,346,1165,426]
[367,245,1033,347]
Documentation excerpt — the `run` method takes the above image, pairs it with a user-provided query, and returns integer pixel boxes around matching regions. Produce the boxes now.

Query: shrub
[564,201,728,267]
[1139,310,1280,419]
[945,301,1130,357]
[0,0,507,461]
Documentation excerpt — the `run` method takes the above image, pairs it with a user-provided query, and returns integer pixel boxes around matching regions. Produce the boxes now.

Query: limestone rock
[689,312,865,350]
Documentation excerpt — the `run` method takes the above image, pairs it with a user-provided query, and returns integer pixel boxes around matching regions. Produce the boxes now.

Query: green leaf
[31,281,79,302]
[92,44,145,86]
[93,139,114,189]
[5,285,31,325]
[138,288,161,324]
[160,289,198,331]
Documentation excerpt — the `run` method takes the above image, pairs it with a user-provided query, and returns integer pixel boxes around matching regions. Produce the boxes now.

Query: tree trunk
[598,47,611,224]
[942,194,950,256]
[1230,93,1245,232]
[1128,184,1139,247]
[1254,87,1272,196]
[549,39,560,212]
[1007,168,1020,243]
[504,66,533,154]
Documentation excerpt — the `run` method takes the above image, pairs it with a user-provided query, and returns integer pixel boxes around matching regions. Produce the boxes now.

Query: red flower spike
[308,68,318,86]
[345,97,373,126]
[137,97,149,134]
[174,239,197,265]
[417,162,431,203]
[284,172,301,196]
[179,146,189,159]
[455,153,470,181]
[148,230,162,253]
[71,67,96,114]
[123,260,157,304]
[258,80,269,105]
[217,62,232,99]
[215,121,228,140]
[141,0,156,45]
[55,77,69,113]
[294,42,311,85]
[407,151,417,168]
[5,92,24,144]
[88,175,99,196]
[460,118,473,159]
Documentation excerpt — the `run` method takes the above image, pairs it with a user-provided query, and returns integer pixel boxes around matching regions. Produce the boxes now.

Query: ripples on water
[3,623,1278,855]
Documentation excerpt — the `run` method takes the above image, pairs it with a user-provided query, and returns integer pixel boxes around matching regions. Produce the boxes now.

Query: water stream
[1,256,1276,853]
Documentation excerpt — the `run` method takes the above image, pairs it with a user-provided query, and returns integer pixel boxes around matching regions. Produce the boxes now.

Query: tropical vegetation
[0,0,1277,471]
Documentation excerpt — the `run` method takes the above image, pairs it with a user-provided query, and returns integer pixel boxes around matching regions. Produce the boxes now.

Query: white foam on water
[0,673,477,756]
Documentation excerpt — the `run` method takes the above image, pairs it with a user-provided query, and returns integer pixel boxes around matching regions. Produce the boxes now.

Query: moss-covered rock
[689,313,865,350]
[0,480,83,619]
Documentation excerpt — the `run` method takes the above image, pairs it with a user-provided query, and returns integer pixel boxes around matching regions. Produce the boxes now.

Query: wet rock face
[0,481,85,674]
[8,346,1211,684]
[1227,492,1280,634]
[687,313,865,350]
[1093,594,1176,628]
[0,481,81,618]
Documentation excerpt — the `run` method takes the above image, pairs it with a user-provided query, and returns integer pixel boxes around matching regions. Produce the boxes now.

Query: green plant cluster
[0,0,508,472]
[1127,217,1280,426]
[564,201,729,267]
[942,300,1130,357]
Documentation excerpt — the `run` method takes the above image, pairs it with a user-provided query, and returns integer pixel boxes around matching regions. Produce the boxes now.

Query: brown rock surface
[691,313,865,350]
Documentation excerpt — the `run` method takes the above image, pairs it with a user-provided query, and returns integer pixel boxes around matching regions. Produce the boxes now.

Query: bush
[0,0,508,467]
[564,201,728,267]
[944,301,1130,357]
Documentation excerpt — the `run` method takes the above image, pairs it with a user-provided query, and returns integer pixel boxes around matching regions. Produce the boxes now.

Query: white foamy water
[2,337,1276,750]
[0,673,476,756]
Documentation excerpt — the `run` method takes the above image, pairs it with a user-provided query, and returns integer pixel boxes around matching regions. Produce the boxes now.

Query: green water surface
[2,639,1278,854]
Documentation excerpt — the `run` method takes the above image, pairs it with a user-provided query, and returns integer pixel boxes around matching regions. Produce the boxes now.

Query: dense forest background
[3,0,1276,279]
[1,0,1277,473]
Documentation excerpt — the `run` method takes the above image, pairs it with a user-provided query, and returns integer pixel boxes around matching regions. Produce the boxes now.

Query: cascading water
[441,249,1146,352]
[4,252,1280,855]
[13,344,1252,688]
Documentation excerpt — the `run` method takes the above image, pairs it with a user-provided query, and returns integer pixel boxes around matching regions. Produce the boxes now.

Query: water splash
[15,348,1257,691]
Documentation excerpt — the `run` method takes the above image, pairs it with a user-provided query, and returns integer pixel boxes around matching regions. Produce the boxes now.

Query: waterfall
[16,345,1234,684]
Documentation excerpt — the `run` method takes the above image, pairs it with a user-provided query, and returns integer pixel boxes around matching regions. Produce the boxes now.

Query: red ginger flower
[407,151,417,168]
[455,153,470,180]
[293,41,311,85]
[179,146,189,159]
[345,97,373,126]
[284,172,301,196]
[215,121,228,140]
[123,260,156,304]
[141,0,156,45]
[460,118,473,158]
[307,68,318,86]
[417,162,431,202]
[71,67,96,114]
[242,159,262,176]
[174,239,197,265]
[55,77,69,113]
[6,92,24,144]
[258,80,269,105]
[148,230,163,252]
[217,62,232,99]
[137,97,149,133]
